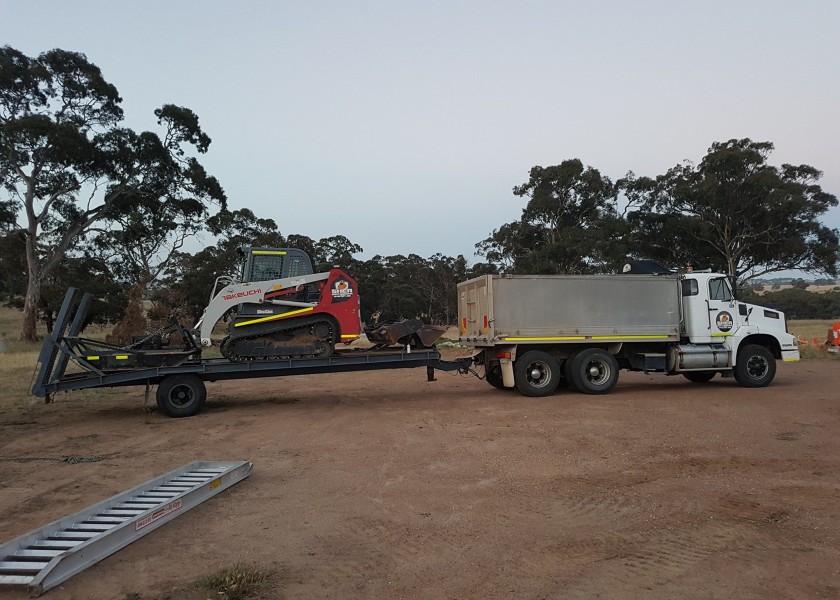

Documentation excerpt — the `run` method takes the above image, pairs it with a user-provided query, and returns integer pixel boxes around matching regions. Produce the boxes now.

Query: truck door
[681,275,739,343]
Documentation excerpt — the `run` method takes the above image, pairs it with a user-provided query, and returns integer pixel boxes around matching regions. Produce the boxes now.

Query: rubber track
[220,315,336,362]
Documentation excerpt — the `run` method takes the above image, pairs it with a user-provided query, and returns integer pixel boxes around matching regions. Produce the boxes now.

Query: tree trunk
[21,275,41,342]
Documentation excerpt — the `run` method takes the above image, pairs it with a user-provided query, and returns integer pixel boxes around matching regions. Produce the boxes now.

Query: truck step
[0,460,252,597]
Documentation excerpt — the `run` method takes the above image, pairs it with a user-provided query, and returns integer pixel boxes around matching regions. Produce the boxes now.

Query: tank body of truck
[458,273,800,396]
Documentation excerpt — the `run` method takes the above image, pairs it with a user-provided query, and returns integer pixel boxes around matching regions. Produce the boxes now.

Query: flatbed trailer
[31,289,472,417]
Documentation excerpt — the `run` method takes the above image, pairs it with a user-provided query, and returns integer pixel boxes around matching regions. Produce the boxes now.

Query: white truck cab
[681,272,800,363]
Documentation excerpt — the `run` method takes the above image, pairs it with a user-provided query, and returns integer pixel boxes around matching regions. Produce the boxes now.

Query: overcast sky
[3,0,839,267]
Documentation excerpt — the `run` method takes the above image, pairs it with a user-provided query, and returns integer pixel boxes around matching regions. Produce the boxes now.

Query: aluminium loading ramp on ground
[0,460,253,597]
[31,288,472,400]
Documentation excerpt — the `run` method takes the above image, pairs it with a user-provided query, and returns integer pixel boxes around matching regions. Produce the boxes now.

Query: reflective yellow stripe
[252,250,286,255]
[711,333,732,337]
[116,355,129,360]
[502,335,673,342]
[86,356,99,360]
[340,334,358,339]
[590,335,673,340]
[783,357,800,362]
[503,336,585,341]
[234,306,314,327]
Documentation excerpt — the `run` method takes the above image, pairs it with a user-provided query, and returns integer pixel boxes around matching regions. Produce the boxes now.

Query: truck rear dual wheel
[514,351,561,397]
[734,344,776,388]
[566,348,619,394]
[485,364,514,390]
[156,374,207,418]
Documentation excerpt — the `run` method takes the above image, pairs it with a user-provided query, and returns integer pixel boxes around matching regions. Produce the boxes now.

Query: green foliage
[39,253,126,330]
[477,159,624,274]
[621,139,839,283]
[0,46,225,340]
[351,252,483,324]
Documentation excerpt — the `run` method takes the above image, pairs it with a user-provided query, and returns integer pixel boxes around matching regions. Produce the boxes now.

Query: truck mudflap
[364,320,448,349]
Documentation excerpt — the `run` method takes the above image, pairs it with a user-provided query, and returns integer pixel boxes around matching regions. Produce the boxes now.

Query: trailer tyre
[734,344,776,388]
[514,351,561,397]
[157,374,207,418]
[566,348,619,394]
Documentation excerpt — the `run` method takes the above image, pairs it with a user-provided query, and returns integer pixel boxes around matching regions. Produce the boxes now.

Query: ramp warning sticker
[135,499,182,531]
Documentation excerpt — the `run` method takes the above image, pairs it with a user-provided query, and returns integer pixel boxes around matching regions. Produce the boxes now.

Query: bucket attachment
[364,320,448,349]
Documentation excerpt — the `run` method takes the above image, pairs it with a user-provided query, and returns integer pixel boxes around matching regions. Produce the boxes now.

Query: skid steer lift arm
[195,271,331,346]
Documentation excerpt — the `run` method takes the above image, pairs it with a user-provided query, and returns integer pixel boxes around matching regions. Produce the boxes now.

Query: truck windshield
[708,278,733,301]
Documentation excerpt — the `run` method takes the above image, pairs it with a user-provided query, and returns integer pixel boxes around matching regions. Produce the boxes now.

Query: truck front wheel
[514,351,561,397]
[157,374,207,418]
[734,344,776,388]
[567,348,619,394]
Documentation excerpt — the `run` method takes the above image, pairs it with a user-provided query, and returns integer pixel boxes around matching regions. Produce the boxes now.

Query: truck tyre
[566,348,619,395]
[514,351,561,397]
[564,355,581,391]
[157,374,207,418]
[555,360,570,392]
[734,344,776,388]
[485,364,508,390]
[683,371,716,383]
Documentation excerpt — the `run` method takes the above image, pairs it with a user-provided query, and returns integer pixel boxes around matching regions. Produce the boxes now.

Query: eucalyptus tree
[621,139,839,285]
[0,46,225,340]
[478,159,622,274]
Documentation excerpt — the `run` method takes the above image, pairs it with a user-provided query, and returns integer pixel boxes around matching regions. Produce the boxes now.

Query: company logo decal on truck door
[716,311,734,332]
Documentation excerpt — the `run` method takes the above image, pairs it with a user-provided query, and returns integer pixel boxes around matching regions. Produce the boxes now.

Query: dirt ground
[1,355,839,600]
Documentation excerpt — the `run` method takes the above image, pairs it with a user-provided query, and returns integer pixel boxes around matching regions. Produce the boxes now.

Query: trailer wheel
[683,371,716,383]
[734,344,776,388]
[157,374,207,418]
[566,348,619,394]
[514,351,561,397]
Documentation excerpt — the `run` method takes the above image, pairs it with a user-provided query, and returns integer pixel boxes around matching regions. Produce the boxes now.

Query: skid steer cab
[194,247,363,361]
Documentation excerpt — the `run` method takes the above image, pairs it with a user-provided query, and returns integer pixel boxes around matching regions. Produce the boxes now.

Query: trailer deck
[32,288,472,417]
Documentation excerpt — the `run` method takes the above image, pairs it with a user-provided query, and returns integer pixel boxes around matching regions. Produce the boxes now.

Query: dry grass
[120,564,278,600]
[0,305,44,353]
[788,319,838,342]
[756,284,840,294]
[193,564,276,600]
